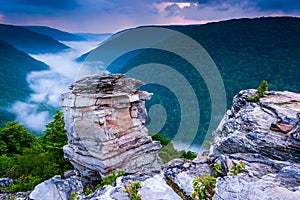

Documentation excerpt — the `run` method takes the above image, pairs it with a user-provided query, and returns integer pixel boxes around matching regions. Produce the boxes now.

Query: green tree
[0,122,37,155]
[257,80,268,98]
[0,110,72,192]
[247,80,269,102]
[39,110,67,148]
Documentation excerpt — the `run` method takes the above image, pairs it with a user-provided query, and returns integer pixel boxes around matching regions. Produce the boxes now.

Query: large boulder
[61,74,162,180]
[29,175,84,200]
[212,90,300,162]
[210,89,300,199]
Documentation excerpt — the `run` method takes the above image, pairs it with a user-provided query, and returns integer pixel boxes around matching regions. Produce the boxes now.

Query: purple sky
[0,0,299,33]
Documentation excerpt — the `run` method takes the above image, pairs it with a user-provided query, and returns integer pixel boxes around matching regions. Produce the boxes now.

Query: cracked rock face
[28,88,300,200]
[210,89,300,199]
[61,74,162,180]
[213,89,300,162]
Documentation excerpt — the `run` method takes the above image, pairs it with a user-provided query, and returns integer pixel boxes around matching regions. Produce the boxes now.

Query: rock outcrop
[26,83,300,200]
[210,90,300,199]
[61,74,162,180]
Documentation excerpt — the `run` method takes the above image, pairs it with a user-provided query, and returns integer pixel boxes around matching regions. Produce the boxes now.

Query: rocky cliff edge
[3,76,299,200]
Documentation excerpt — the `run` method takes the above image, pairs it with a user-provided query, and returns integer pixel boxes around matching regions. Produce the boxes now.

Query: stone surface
[212,90,300,162]
[61,74,162,179]
[0,178,13,188]
[29,175,84,200]
[15,87,299,200]
[84,173,182,200]
[213,175,300,200]
[139,174,182,200]
[164,158,211,197]
[210,89,300,200]
[0,192,30,200]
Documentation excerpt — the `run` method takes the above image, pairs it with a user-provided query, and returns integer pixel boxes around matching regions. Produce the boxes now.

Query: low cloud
[9,40,100,133]
[10,101,49,132]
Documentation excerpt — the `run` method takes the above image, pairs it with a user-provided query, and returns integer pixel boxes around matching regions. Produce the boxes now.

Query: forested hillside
[0,40,49,125]
[94,17,300,145]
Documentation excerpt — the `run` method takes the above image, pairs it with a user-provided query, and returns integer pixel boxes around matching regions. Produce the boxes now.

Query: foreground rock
[61,74,162,180]
[27,84,300,200]
[211,90,300,199]
[29,175,84,200]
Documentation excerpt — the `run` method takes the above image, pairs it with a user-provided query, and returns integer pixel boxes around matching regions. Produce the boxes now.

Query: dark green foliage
[0,40,49,125]
[180,151,197,160]
[0,110,72,193]
[0,122,37,155]
[96,170,125,188]
[124,182,142,200]
[247,80,269,102]
[39,110,68,148]
[102,17,300,146]
[151,134,197,163]
[151,133,171,146]
[158,143,186,163]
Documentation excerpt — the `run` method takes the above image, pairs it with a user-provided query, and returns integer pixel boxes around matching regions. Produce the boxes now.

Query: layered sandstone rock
[61,74,162,180]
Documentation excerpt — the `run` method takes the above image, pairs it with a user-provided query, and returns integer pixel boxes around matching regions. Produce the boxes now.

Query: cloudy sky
[0,0,299,33]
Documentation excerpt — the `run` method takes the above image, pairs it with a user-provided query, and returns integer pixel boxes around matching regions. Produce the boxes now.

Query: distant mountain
[0,24,70,54]
[80,17,300,145]
[23,26,86,41]
[0,40,49,125]
[76,33,111,41]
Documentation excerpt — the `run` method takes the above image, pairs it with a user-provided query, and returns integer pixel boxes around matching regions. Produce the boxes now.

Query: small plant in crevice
[210,163,223,177]
[192,175,216,200]
[247,80,269,102]
[96,170,125,188]
[124,182,142,200]
[70,192,80,200]
[84,187,93,196]
[192,161,245,200]
[228,161,245,176]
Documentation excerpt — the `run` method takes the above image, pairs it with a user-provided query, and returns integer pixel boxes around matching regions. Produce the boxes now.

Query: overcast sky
[0,0,299,33]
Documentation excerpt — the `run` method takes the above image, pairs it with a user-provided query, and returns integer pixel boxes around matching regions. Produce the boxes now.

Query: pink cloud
[0,13,4,21]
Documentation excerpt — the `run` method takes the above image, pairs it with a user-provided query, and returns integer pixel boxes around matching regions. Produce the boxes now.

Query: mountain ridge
[0,40,49,125]
[0,24,70,54]
[79,16,300,145]
[23,26,86,42]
